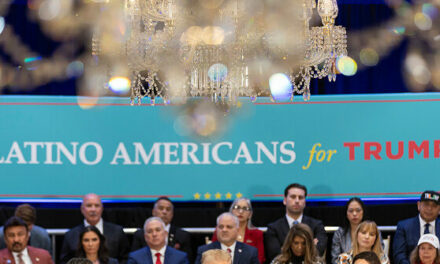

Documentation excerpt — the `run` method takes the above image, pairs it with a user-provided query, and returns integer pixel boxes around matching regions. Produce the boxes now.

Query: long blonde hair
[352,221,384,259]
[274,223,319,264]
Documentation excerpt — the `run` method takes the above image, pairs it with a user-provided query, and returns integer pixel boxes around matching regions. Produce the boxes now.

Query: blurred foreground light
[208,63,228,82]
[66,61,84,78]
[390,26,405,35]
[24,56,42,64]
[359,48,379,66]
[108,76,131,94]
[414,12,432,31]
[38,0,61,21]
[0,17,4,35]
[405,53,431,85]
[269,73,292,101]
[422,3,438,19]
[77,97,99,110]
[336,56,357,76]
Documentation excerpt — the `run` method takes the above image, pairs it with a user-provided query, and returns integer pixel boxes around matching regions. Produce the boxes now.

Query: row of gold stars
[193,192,243,200]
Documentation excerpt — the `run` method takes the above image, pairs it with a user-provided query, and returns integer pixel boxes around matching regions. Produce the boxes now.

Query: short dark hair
[154,196,173,207]
[353,251,381,264]
[284,183,308,197]
[3,216,28,235]
[15,204,36,225]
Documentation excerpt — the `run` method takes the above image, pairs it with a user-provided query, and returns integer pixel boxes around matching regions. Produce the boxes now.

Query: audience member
[196,213,259,264]
[0,216,53,264]
[337,221,389,264]
[127,217,189,264]
[131,197,192,261]
[201,249,232,264]
[67,258,93,264]
[270,223,322,264]
[352,252,381,264]
[394,191,440,264]
[264,183,327,262]
[60,193,129,264]
[212,198,265,263]
[410,234,440,264]
[0,204,52,254]
[76,226,118,264]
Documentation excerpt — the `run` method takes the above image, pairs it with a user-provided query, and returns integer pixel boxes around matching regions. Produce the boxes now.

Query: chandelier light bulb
[317,0,339,20]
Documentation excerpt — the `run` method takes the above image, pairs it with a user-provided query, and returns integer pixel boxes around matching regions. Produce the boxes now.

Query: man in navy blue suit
[127,217,189,264]
[264,183,327,262]
[195,213,259,264]
[393,190,440,264]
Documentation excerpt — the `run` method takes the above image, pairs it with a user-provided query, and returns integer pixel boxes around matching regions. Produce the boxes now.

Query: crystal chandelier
[96,0,347,104]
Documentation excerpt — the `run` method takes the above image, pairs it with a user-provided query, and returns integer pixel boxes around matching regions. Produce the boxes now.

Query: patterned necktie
[17,253,25,264]
[424,223,431,234]
[155,252,162,264]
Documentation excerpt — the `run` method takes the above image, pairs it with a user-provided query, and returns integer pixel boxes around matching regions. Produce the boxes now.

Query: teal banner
[0,94,439,201]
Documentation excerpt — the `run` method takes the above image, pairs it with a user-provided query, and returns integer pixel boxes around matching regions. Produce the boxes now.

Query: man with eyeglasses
[393,190,440,264]
[131,197,193,262]
[264,183,327,262]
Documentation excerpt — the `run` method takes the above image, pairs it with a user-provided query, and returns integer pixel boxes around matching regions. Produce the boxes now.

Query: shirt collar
[220,241,236,253]
[419,215,435,226]
[12,247,29,258]
[165,224,170,233]
[84,218,104,234]
[150,245,166,257]
[286,214,303,227]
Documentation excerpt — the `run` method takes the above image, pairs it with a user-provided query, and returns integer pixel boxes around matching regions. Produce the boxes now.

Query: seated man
[0,204,51,254]
[202,249,232,264]
[60,193,129,264]
[0,216,53,264]
[195,213,259,264]
[353,251,381,264]
[127,217,189,264]
[393,190,440,264]
[131,197,192,261]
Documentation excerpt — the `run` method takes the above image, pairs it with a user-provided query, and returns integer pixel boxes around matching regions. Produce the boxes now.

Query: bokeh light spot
[208,63,228,82]
[336,56,357,76]
[108,76,131,94]
[390,26,405,35]
[269,73,292,101]
[38,0,61,21]
[414,12,432,31]
[422,3,438,19]
[359,48,379,66]
[0,17,5,35]
[66,61,84,78]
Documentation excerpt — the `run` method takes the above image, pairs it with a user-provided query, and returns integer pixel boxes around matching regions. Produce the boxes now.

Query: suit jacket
[131,225,192,262]
[60,221,129,264]
[0,246,53,264]
[212,227,265,263]
[393,216,440,264]
[0,226,52,255]
[195,241,260,264]
[264,215,327,263]
[127,246,189,264]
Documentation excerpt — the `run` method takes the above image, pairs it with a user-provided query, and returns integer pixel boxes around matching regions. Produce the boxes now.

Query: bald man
[60,193,129,264]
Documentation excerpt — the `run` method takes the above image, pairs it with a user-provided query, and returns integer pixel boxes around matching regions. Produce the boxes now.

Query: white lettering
[44,142,55,164]
[256,141,278,164]
[79,142,102,165]
[111,143,133,165]
[133,142,161,164]
[212,142,232,165]
[280,141,296,164]
[24,142,44,164]
[181,143,200,165]
[233,142,255,164]
[5,142,26,164]
[201,143,211,164]
[164,143,180,165]
[56,142,78,164]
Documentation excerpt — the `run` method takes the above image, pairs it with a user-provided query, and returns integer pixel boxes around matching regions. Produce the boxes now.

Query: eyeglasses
[347,208,362,213]
[232,205,251,212]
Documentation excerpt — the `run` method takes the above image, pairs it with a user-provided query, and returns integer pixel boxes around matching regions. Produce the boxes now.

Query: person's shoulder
[32,225,49,235]
[129,246,149,257]
[166,246,187,257]
[303,215,322,224]
[237,241,258,254]
[0,248,8,255]
[247,228,264,239]
[397,216,418,227]
[268,217,287,228]
[103,221,124,232]
[197,241,219,252]
[108,257,119,264]
[27,246,51,256]
[173,225,190,236]
[65,224,84,236]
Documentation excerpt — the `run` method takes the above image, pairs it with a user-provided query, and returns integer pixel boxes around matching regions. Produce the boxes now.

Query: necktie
[227,248,232,254]
[17,253,25,264]
[155,252,162,264]
[424,223,431,234]
[293,220,299,226]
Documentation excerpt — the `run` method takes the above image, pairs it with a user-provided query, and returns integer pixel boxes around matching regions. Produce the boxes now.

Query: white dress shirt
[221,242,236,262]
[84,218,104,234]
[419,215,436,237]
[150,246,166,264]
[286,214,303,228]
[12,248,32,264]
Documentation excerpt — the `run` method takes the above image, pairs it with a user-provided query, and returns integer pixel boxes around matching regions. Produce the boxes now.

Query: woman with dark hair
[271,223,322,264]
[212,197,265,263]
[410,234,440,264]
[76,226,118,264]
[331,197,366,264]
[337,221,389,264]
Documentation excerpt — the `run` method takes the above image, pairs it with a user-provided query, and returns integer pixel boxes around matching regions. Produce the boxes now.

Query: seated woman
[76,226,118,264]
[271,223,322,264]
[212,198,265,263]
[337,221,389,264]
[410,234,440,264]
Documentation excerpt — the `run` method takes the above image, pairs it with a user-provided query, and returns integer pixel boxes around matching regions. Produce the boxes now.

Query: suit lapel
[144,247,153,264]
[435,219,440,237]
[164,246,172,264]
[281,217,290,241]
[4,250,15,264]
[168,226,176,247]
[233,243,242,264]
[28,247,40,264]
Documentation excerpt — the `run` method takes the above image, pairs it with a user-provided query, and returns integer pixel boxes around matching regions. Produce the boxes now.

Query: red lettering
[435,140,440,158]
[365,142,382,160]
[386,141,404,160]
[343,142,360,160]
[408,140,429,159]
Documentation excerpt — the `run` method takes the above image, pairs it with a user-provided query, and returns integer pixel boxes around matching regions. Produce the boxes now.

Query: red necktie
[155,252,162,264]
[227,248,232,254]
[17,253,25,264]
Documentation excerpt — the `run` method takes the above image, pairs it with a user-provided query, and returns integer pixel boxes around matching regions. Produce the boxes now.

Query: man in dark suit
[0,216,53,264]
[393,190,440,264]
[131,197,192,261]
[60,193,129,264]
[264,183,327,262]
[196,213,259,264]
[127,217,189,264]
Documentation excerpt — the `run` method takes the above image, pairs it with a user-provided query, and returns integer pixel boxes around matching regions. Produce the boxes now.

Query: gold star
[236,101,242,108]
[225,192,232,199]
[194,193,201,200]
[236,192,243,198]
[204,192,211,199]
[215,192,222,199]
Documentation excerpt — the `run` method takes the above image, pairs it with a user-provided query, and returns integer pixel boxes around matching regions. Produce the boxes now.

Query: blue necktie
[424,223,430,234]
